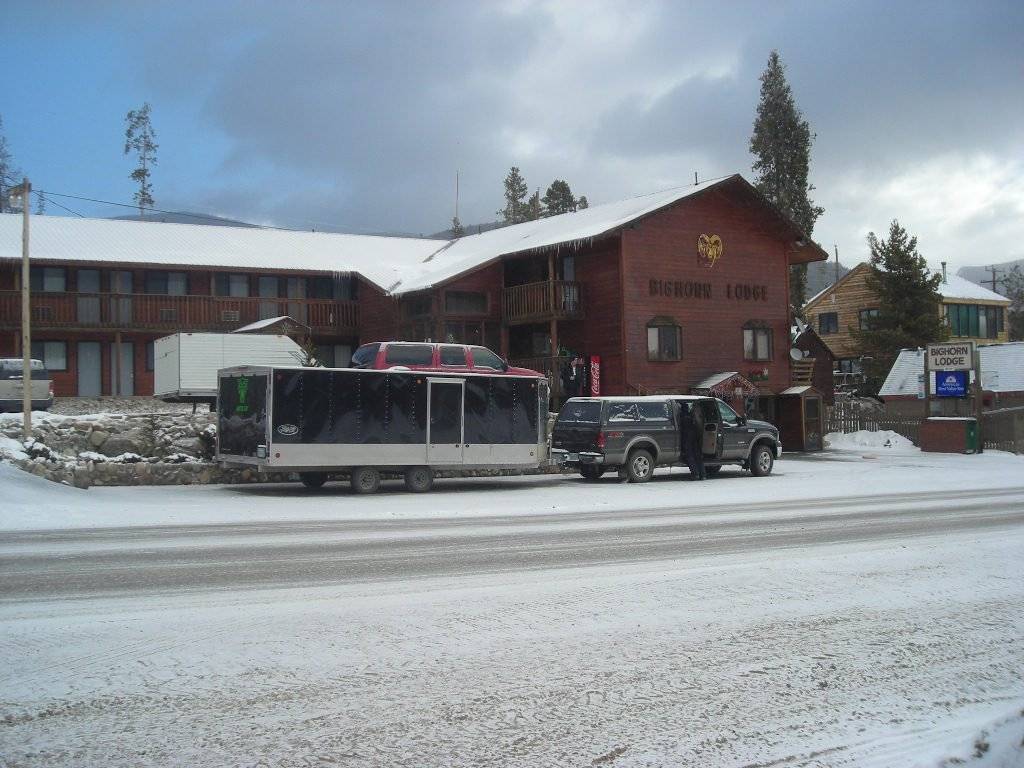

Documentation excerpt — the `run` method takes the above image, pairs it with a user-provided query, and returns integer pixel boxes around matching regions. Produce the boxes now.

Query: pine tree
[298,335,321,367]
[852,220,947,393]
[498,166,529,224]
[1004,265,1024,341]
[525,189,543,221]
[451,215,465,238]
[124,103,158,217]
[577,196,588,210]
[0,115,22,214]
[749,51,824,315]
[542,179,577,216]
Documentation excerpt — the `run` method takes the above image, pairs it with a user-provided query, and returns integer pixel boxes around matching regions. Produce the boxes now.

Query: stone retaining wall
[0,410,569,487]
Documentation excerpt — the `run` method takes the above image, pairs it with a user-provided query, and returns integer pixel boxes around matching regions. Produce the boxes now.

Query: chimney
[941,261,947,282]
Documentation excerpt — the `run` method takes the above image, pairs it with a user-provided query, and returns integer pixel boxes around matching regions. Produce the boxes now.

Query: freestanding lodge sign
[926,342,974,372]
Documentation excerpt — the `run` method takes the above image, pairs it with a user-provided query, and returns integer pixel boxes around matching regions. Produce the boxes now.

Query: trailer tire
[579,465,605,481]
[350,466,381,494]
[625,448,655,483]
[300,472,327,489]
[403,466,434,493]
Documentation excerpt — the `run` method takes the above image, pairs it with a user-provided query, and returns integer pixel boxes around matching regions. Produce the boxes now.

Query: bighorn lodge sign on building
[0,174,827,419]
[927,342,975,372]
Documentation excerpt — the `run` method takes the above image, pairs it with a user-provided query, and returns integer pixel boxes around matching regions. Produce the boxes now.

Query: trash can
[965,418,978,454]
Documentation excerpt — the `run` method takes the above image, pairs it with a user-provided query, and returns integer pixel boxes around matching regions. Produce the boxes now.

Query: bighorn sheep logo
[697,234,723,269]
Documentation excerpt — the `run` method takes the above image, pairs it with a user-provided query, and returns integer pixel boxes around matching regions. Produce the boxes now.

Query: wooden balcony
[0,291,359,335]
[502,280,582,325]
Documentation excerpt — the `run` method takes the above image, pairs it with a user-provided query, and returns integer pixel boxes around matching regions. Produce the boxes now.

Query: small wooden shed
[777,385,824,452]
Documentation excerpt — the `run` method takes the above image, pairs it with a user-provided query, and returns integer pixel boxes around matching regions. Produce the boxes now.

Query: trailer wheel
[300,472,327,489]
[403,466,434,493]
[579,465,605,481]
[350,466,381,494]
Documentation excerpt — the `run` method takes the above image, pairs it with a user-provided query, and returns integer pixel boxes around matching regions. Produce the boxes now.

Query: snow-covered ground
[1,444,1023,767]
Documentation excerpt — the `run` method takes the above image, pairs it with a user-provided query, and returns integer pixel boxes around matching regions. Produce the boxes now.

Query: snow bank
[825,430,916,451]
[933,708,1024,767]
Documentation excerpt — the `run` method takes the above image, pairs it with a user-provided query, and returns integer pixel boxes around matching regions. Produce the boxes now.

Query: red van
[349,342,542,377]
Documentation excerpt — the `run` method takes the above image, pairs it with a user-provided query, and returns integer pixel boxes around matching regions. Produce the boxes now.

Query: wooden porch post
[114,330,122,396]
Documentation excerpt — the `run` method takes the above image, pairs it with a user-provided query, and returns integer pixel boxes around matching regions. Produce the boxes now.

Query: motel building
[0,174,827,421]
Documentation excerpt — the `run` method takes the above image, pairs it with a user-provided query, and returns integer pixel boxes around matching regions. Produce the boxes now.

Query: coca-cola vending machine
[589,355,601,396]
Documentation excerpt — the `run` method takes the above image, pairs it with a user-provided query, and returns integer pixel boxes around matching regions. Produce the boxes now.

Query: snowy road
[3,485,1024,601]
[2,449,1024,767]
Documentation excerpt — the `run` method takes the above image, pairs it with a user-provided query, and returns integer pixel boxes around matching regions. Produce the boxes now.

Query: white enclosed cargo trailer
[155,333,303,402]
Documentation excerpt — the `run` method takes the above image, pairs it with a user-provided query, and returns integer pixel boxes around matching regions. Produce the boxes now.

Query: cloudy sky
[3,0,1022,271]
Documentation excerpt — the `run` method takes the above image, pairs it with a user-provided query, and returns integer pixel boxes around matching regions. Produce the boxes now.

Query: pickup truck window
[637,402,670,422]
[558,401,601,423]
[608,403,640,422]
[717,400,740,425]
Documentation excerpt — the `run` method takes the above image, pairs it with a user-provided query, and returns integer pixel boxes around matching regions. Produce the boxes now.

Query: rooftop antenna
[694,171,699,185]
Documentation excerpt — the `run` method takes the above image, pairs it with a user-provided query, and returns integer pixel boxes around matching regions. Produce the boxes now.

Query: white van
[0,358,54,412]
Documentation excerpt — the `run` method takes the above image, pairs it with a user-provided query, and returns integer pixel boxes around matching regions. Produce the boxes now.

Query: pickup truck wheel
[403,466,433,493]
[300,472,327,489]
[626,449,654,483]
[750,443,775,477]
[350,466,381,494]
[579,465,605,481]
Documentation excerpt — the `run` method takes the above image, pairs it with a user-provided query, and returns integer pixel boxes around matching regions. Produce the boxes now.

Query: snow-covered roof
[0,214,443,291]
[1,174,826,297]
[232,316,309,334]
[879,342,1024,396]
[391,179,724,293]
[938,274,1009,303]
[780,385,815,395]
[692,372,739,389]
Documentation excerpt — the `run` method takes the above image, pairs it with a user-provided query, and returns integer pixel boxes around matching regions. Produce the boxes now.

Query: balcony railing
[0,291,359,334]
[502,280,582,325]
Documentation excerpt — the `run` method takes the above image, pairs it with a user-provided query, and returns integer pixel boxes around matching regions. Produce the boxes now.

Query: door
[110,341,134,396]
[427,378,464,464]
[804,396,823,451]
[699,400,721,457]
[716,400,749,459]
[77,269,101,325]
[77,342,102,396]
[110,270,133,324]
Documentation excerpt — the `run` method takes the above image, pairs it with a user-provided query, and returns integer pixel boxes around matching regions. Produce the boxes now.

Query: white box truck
[154,332,304,403]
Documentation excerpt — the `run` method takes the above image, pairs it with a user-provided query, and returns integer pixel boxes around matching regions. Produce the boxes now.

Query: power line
[35,191,85,218]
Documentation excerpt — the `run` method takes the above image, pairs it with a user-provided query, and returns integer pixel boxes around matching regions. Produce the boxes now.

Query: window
[146,341,155,371]
[215,273,250,297]
[717,400,740,425]
[646,319,681,362]
[350,343,380,368]
[818,312,838,334]
[144,271,187,295]
[858,308,880,330]
[556,401,601,423]
[404,295,432,317]
[30,340,67,371]
[318,344,352,368]
[444,290,488,314]
[470,347,505,370]
[947,304,1003,339]
[29,266,66,293]
[638,402,670,422]
[607,402,640,422]
[384,344,433,366]
[743,324,772,361]
[440,345,467,366]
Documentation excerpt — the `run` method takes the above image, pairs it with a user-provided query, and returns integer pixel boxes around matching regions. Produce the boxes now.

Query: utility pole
[984,266,1004,294]
[9,178,32,439]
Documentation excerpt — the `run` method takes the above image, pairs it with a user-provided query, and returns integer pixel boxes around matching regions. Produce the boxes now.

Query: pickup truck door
[715,400,749,459]
[699,400,721,457]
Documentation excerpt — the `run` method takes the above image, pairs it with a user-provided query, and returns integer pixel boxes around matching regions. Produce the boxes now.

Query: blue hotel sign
[935,370,968,398]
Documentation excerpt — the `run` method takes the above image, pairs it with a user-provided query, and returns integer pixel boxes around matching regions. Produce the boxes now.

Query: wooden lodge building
[0,174,828,419]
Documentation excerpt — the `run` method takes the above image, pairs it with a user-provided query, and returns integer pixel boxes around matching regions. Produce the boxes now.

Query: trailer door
[427,378,464,464]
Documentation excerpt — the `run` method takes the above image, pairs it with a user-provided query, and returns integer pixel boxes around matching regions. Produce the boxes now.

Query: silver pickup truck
[0,359,54,412]
[551,395,781,482]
